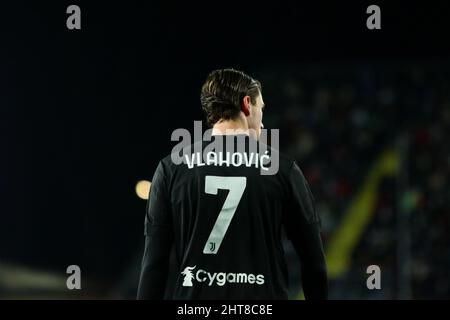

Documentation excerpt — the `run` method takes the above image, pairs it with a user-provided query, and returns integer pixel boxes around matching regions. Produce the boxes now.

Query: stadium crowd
[260,62,450,299]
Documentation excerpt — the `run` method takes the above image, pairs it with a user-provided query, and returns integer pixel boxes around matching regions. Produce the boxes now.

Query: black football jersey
[137,134,327,300]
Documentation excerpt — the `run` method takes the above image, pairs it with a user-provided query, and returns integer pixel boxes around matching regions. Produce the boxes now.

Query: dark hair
[200,68,262,127]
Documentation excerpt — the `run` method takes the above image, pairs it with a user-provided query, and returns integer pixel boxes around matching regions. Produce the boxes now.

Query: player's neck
[211,117,249,136]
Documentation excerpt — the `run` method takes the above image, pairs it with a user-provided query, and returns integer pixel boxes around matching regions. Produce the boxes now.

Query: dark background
[1,1,449,298]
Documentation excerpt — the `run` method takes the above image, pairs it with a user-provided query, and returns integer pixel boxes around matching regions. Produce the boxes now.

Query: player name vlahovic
[184,150,271,171]
[170,121,280,175]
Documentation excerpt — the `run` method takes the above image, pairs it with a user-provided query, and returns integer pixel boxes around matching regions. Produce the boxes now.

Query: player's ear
[241,95,251,117]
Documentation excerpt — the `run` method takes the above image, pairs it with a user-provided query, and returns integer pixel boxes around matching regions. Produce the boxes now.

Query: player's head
[200,68,265,138]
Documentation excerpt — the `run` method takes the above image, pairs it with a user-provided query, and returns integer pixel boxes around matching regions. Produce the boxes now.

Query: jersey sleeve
[144,161,172,230]
[137,161,173,300]
[283,161,328,300]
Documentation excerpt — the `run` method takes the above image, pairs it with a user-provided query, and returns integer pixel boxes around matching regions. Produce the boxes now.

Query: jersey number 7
[203,175,247,254]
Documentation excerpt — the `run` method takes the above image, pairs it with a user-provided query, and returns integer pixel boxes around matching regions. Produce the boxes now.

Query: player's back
[161,134,294,299]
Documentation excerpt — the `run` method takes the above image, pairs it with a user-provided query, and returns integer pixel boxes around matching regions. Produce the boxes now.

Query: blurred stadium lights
[0,263,65,291]
[326,148,400,278]
[396,133,412,299]
[0,262,69,299]
[0,262,109,299]
[135,180,151,200]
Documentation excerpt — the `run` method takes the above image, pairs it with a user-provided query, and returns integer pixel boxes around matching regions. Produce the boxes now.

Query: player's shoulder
[159,153,177,173]
[258,141,297,175]
[157,139,203,175]
[159,139,204,166]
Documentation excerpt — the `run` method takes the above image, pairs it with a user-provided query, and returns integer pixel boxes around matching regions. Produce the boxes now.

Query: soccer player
[137,69,328,299]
